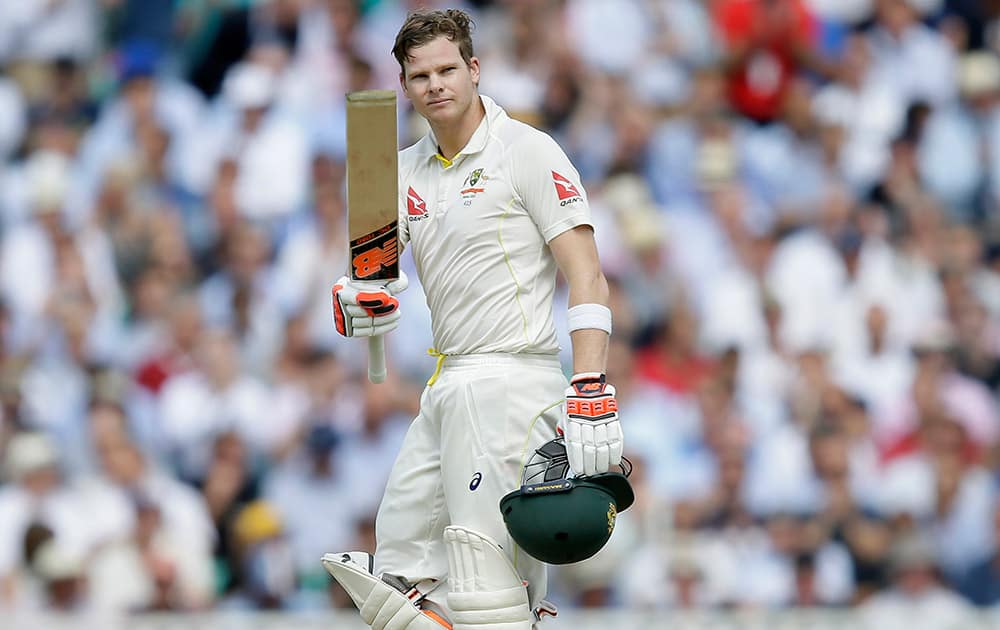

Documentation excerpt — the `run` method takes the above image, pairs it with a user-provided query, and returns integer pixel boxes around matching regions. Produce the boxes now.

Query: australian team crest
[461,168,488,205]
[464,168,484,188]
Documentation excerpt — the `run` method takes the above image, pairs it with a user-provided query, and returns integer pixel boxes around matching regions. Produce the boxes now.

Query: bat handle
[368,335,386,384]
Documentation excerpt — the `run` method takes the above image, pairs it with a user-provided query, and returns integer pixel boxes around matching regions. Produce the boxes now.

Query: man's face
[123,77,156,122]
[400,36,479,127]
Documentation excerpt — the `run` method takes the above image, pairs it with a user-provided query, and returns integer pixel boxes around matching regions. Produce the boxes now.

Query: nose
[428,72,444,93]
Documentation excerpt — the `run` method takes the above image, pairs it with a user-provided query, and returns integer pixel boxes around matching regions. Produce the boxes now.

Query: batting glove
[559,372,623,476]
[332,271,409,338]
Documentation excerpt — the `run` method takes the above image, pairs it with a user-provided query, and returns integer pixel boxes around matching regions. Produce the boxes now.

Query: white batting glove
[331,271,409,338]
[559,373,623,477]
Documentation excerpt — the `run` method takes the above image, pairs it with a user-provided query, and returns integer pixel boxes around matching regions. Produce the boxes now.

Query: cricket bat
[346,90,399,384]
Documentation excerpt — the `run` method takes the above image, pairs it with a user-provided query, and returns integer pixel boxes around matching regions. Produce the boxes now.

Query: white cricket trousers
[374,352,566,609]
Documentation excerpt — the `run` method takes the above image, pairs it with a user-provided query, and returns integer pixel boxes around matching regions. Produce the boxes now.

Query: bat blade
[347,90,399,282]
[346,89,399,383]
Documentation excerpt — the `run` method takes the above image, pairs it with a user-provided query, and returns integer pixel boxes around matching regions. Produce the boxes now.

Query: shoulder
[398,140,424,165]
[398,135,434,173]
[494,117,570,170]
[498,116,561,153]
[399,139,426,161]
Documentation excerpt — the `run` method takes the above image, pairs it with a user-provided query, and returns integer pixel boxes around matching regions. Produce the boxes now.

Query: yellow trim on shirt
[434,153,453,168]
[497,198,530,345]
[426,348,447,386]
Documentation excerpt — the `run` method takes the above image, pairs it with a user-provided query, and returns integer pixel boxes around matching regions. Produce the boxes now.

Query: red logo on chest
[407,187,427,219]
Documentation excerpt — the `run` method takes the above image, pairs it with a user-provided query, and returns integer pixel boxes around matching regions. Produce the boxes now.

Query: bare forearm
[549,226,611,375]
[568,270,610,374]
[570,328,609,374]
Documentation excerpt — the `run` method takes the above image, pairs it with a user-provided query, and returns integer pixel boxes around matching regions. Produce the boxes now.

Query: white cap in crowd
[3,431,59,482]
[223,62,277,111]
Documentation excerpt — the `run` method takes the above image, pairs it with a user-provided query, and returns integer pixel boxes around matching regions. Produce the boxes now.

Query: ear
[469,57,480,88]
[398,72,408,96]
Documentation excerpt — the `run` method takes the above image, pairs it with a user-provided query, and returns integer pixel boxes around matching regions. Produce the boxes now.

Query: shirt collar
[419,95,505,166]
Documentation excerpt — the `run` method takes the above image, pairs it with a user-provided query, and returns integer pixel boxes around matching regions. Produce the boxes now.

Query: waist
[441,352,562,369]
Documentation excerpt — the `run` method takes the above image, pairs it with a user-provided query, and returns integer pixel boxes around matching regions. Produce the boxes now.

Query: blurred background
[1,0,1000,628]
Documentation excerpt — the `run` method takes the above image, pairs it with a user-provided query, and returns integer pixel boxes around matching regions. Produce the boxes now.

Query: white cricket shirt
[398,95,592,356]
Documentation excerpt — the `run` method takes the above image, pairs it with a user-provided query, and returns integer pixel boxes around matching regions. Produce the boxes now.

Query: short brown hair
[392,9,475,71]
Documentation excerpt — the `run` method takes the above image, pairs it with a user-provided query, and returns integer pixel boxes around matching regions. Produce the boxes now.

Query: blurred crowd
[1,0,1000,624]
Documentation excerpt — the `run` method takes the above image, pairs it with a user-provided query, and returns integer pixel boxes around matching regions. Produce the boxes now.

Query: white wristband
[567,303,612,335]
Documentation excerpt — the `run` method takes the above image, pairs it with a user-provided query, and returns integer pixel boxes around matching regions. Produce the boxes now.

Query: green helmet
[499,438,634,565]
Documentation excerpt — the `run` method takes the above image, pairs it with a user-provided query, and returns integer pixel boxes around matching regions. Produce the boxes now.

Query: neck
[432,96,485,160]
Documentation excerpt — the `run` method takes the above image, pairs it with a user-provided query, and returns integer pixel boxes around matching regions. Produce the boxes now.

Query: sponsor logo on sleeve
[552,171,583,206]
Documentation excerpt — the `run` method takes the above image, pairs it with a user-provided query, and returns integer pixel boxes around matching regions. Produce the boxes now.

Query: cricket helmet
[499,437,634,565]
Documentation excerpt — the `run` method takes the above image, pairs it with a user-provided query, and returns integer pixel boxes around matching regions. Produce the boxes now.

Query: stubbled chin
[424,105,455,121]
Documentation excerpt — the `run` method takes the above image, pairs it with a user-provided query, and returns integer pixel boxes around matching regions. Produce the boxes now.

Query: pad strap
[567,303,612,334]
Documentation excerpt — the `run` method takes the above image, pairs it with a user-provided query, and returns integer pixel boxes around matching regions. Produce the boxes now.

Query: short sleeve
[510,131,593,243]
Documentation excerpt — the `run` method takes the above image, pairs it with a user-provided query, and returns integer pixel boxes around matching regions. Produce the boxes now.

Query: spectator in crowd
[223,499,297,610]
[262,423,352,589]
[711,0,831,124]
[187,0,308,99]
[196,430,261,595]
[918,51,1000,222]
[956,497,1000,605]
[812,30,907,192]
[32,540,89,613]
[87,493,214,611]
[867,0,958,108]
[0,432,82,608]
[860,532,973,629]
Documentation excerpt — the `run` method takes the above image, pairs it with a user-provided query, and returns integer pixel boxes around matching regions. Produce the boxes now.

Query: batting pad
[321,552,449,630]
[443,527,533,630]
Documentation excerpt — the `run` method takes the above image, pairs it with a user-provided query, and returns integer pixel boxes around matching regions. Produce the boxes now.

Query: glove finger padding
[593,423,610,473]
[583,443,598,477]
[607,421,623,467]
[563,420,585,477]
[581,423,597,475]
[344,305,403,322]
[350,318,402,338]
[355,291,400,317]
[332,274,405,338]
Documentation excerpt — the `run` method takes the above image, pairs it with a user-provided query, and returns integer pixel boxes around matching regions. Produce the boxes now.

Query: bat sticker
[350,222,398,280]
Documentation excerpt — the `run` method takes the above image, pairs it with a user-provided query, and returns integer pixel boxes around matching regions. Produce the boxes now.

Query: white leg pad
[443,527,532,630]
[322,552,450,630]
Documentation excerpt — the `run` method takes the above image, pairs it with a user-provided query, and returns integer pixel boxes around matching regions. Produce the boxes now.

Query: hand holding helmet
[499,437,633,565]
